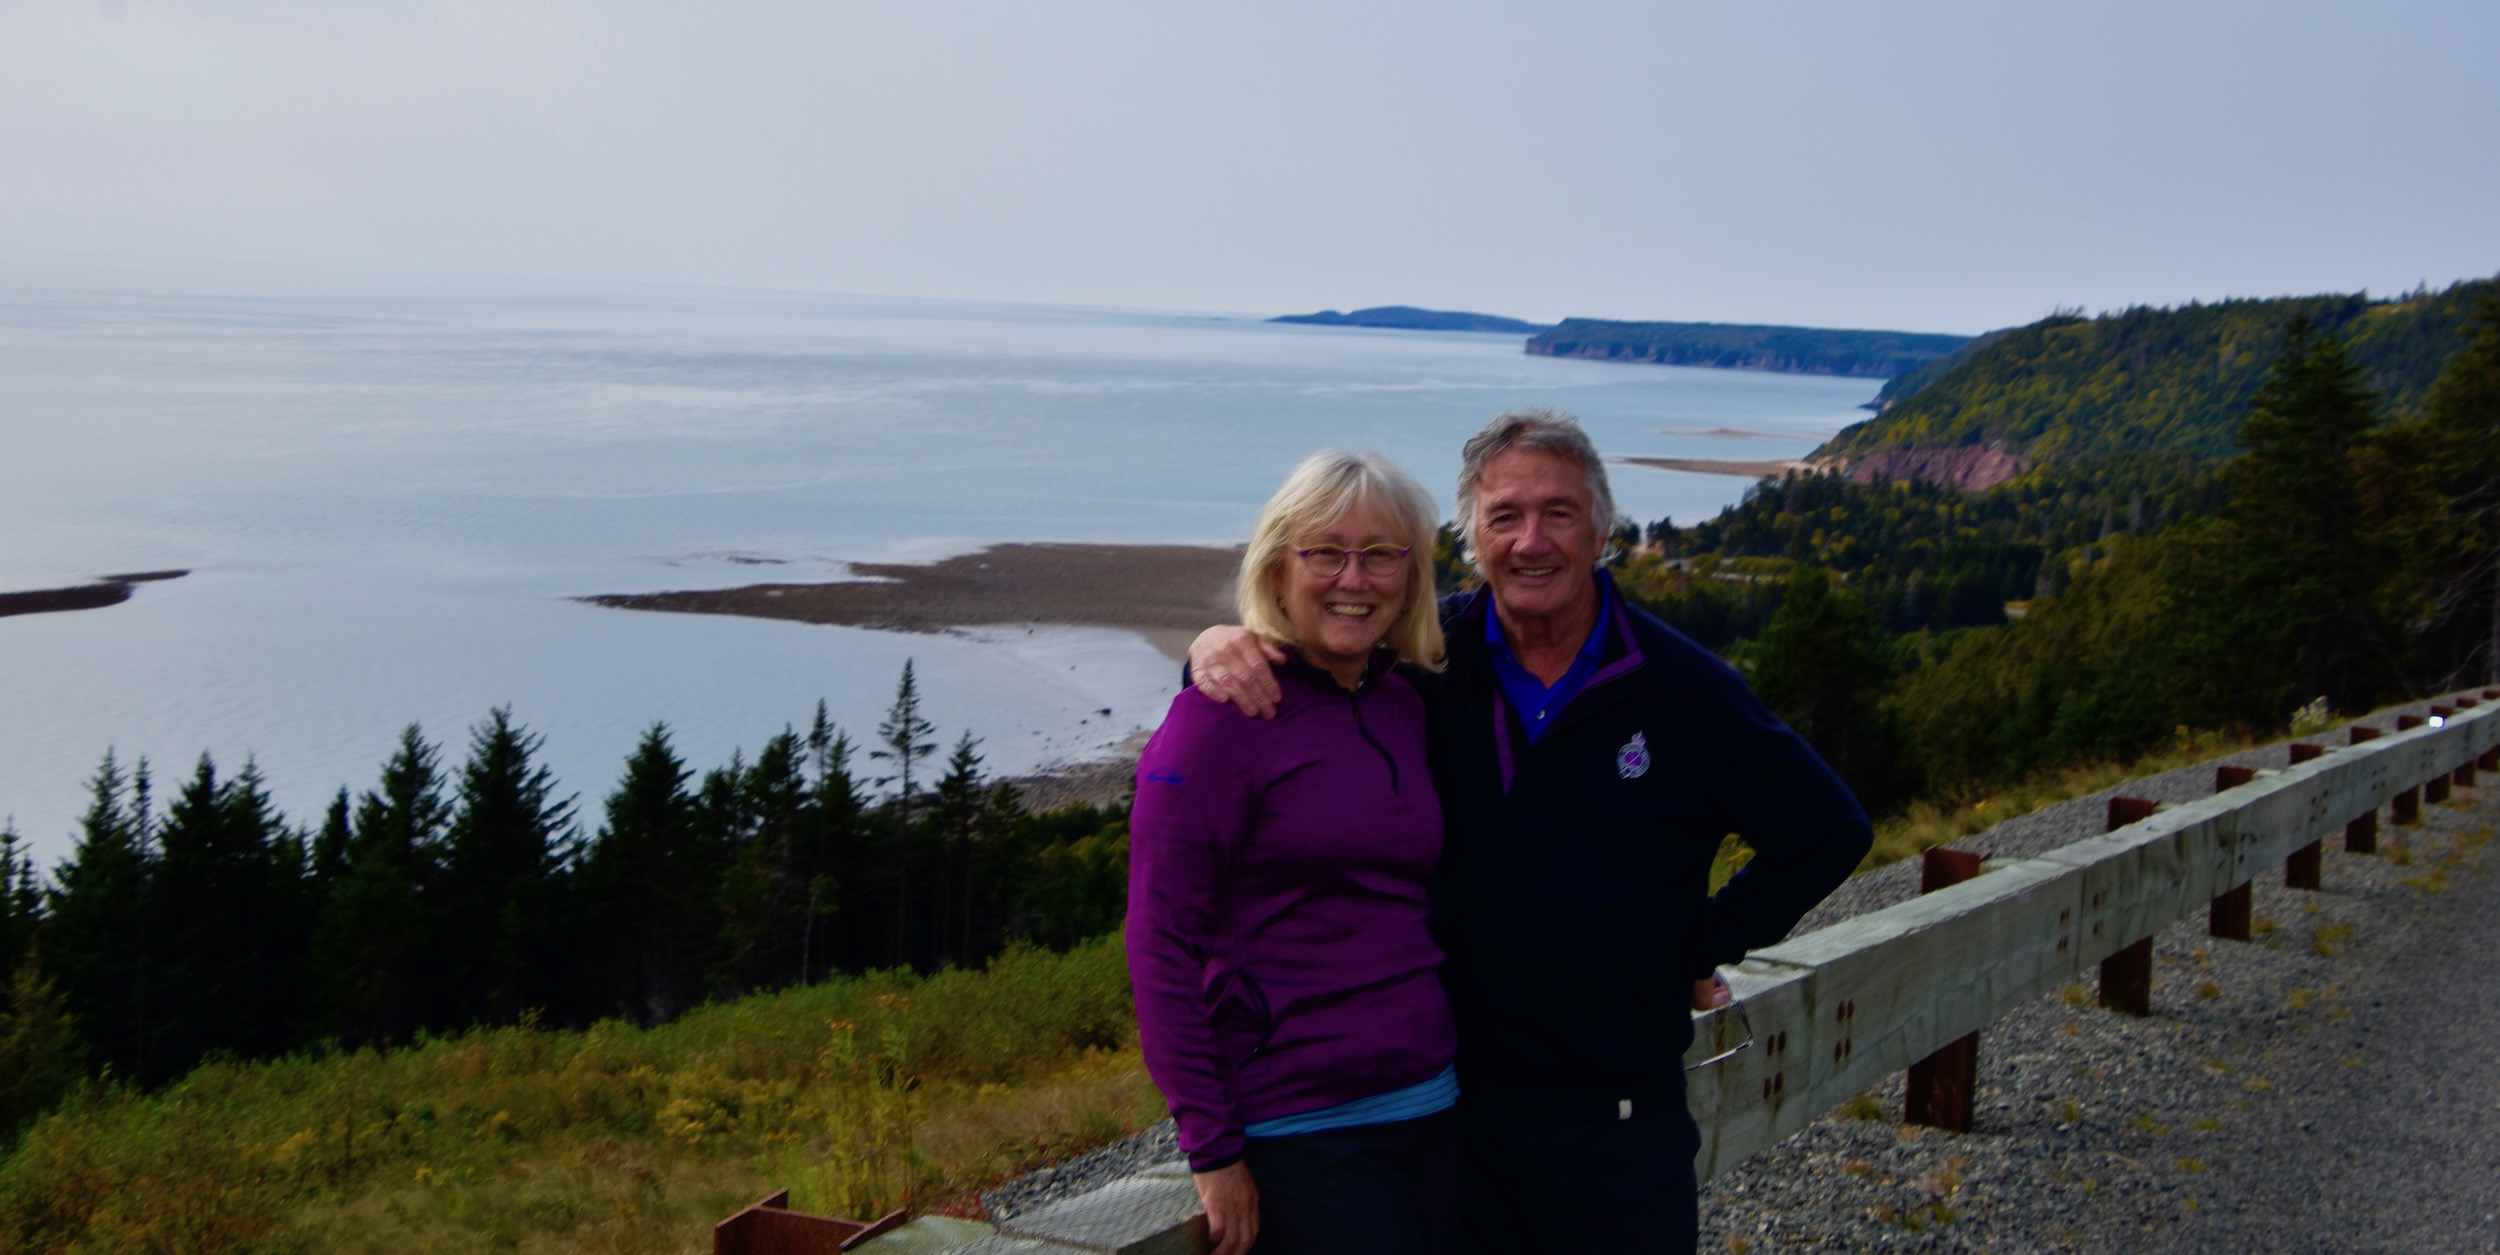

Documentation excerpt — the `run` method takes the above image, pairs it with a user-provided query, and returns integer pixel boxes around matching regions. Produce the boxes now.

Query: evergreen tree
[44,753,153,1080]
[146,756,306,1076]
[871,662,939,822]
[308,726,449,1045]
[2202,316,2397,719]
[869,664,941,967]
[573,724,715,1025]
[2412,295,2500,686]
[924,734,987,968]
[713,728,820,995]
[799,704,860,983]
[0,946,84,1138]
[1743,563,1914,812]
[308,788,352,887]
[0,826,42,997]
[437,708,575,1029]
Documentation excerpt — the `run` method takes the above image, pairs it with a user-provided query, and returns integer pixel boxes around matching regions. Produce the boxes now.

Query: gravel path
[987,699,2500,1251]
[1703,704,2500,1253]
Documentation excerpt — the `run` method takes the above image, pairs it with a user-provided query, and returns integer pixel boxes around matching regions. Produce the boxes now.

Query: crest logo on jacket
[1616,731,1651,780]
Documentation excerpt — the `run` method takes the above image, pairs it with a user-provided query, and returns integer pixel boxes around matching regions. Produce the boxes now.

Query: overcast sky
[3,0,2493,333]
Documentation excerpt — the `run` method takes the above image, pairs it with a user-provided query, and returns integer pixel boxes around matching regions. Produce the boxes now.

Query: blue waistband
[1242,1064,1459,1139]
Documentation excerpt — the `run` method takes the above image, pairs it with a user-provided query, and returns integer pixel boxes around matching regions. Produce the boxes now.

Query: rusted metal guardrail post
[2393,714,2427,824]
[2284,743,2325,890]
[2098,795,2160,1014]
[2483,693,2500,771]
[2209,766,2256,939]
[713,1192,905,1255]
[1905,847,1987,1131]
[2345,726,2382,851]
[2453,700,2480,785]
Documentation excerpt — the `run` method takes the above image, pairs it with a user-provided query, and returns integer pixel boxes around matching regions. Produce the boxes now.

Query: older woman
[1127,450,1457,1255]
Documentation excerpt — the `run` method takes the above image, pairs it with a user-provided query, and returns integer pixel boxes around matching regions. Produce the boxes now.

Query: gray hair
[1452,407,1618,556]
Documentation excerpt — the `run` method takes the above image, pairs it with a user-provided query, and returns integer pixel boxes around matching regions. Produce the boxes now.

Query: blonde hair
[1238,450,1446,671]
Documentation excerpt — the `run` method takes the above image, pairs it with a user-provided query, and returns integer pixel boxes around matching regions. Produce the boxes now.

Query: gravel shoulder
[1703,709,2500,1253]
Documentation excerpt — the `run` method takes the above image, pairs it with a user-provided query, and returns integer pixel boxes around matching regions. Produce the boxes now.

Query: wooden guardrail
[1683,691,2500,1181]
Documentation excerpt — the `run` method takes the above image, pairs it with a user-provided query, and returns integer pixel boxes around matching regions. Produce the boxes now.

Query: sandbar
[1620,456,1813,480]
[584,542,1244,662]
[0,569,188,620]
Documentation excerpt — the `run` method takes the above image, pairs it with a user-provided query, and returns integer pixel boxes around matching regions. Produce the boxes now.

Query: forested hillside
[1615,292,2500,814]
[1825,280,2494,467]
[1527,318,1970,377]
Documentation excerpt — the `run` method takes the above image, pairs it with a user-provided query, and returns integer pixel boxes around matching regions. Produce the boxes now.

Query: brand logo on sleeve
[1615,731,1651,780]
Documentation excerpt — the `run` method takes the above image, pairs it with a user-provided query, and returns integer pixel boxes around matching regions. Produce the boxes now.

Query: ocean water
[0,266,1877,862]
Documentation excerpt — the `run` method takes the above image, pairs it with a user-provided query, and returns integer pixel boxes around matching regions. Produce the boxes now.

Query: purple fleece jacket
[1126,649,1454,1171]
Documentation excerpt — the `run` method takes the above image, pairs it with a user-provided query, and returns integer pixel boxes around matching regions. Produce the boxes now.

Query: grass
[0,936,1159,1254]
[1859,728,2259,871]
[1705,728,2267,890]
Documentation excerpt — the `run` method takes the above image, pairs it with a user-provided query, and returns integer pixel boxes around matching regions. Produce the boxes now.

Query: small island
[1272,306,1553,335]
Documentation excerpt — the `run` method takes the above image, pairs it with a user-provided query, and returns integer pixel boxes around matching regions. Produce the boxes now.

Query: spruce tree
[1745,563,1912,812]
[713,729,817,995]
[925,734,987,968]
[574,724,713,1025]
[0,826,42,997]
[438,708,575,1029]
[44,753,153,1080]
[0,946,84,1137]
[800,705,860,983]
[2414,295,2500,685]
[2206,316,2397,719]
[147,757,305,1075]
[871,661,939,822]
[869,665,941,968]
[308,726,449,1045]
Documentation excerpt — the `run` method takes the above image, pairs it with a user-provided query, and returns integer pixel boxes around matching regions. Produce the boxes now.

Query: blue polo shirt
[1485,570,1615,745]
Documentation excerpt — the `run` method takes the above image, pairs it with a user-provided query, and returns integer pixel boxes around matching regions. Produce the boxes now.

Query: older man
[1190,409,1871,1253]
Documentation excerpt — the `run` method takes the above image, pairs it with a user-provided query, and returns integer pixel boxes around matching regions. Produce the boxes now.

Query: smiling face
[1278,493,1409,687]
[1469,446,1603,633]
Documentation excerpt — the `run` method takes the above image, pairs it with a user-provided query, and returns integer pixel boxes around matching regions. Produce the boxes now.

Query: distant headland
[1527,319,1971,378]
[1271,306,1554,335]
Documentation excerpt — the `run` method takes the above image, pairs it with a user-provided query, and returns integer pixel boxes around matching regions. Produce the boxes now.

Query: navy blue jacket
[1429,582,1871,1110]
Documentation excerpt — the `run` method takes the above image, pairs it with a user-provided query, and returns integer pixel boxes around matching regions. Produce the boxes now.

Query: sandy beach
[585,542,1243,662]
[1618,455,1813,480]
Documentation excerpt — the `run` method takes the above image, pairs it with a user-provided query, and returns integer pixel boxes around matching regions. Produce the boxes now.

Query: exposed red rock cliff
[1844,447,2031,492]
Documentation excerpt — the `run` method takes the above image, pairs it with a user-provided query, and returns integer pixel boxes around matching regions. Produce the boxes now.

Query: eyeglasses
[1686,994,1754,1072]
[1294,545,1411,579]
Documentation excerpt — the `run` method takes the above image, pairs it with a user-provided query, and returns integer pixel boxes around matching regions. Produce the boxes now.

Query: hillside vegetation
[1824,280,2493,467]
[1621,290,2500,811]
[1527,319,1970,377]
[0,937,1155,1253]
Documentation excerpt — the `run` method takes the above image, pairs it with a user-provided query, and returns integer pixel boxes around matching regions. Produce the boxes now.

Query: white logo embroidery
[1616,731,1652,780]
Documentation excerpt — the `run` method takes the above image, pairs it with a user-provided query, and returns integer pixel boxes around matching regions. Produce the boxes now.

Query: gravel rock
[980,1121,1181,1221]
[1701,701,2500,1252]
